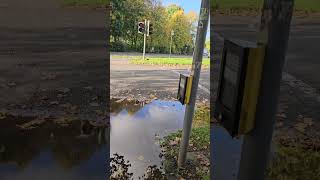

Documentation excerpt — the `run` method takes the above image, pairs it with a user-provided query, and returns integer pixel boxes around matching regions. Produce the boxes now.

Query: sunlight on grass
[130,57,210,66]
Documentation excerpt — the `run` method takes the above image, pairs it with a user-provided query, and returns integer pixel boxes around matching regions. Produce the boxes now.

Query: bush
[111,41,126,52]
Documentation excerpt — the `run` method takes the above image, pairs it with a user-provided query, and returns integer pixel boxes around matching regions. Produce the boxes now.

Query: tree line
[110,0,198,54]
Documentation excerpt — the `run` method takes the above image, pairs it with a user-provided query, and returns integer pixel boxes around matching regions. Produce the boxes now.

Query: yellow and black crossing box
[214,38,266,137]
[177,74,193,105]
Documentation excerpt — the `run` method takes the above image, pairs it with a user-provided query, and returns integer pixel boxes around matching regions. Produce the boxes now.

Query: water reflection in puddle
[110,100,185,178]
[0,115,108,180]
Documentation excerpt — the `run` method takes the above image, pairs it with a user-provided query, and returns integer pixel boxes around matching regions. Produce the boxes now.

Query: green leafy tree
[110,0,197,54]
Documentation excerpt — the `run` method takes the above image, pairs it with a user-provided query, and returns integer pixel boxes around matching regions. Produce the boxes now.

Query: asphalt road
[212,15,320,91]
[110,55,210,101]
[0,0,107,118]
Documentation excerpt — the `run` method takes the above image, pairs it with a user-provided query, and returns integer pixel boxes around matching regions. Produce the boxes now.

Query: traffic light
[147,23,153,36]
[138,22,145,34]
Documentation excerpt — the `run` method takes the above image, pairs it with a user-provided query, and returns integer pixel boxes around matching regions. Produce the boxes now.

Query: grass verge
[159,104,210,179]
[130,57,210,67]
[267,145,320,180]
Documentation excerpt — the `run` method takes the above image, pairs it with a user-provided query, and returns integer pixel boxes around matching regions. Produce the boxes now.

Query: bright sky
[162,0,202,14]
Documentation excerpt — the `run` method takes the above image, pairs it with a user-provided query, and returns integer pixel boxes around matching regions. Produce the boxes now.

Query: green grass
[193,105,210,128]
[160,126,210,179]
[267,145,320,180]
[63,0,109,7]
[212,0,320,12]
[130,57,210,67]
[159,105,210,179]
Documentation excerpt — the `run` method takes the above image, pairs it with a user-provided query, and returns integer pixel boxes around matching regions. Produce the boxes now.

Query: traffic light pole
[143,19,147,60]
[178,0,209,167]
[237,0,294,180]
[169,30,174,58]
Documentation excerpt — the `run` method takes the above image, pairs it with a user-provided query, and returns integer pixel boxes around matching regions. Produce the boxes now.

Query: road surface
[0,0,107,118]
[110,55,210,101]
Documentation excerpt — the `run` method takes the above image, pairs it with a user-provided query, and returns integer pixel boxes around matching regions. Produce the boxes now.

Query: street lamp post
[169,30,174,58]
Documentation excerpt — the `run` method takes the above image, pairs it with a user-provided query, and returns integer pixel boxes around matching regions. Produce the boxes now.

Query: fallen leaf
[90,102,99,107]
[115,98,126,103]
[84,86,93,91]
[275,122,284,128]
[276,113,287,119]
[17,118,46,129]
[303,117,313,126]
[41,96,49,100]
[95,110,103,115]
[7,82,16,87]
[138,155,144,161]
[50,101,59,105]
[57,94,66,98]
[70,106,78,111]
[175,137,181,143]
[0,112,6,120]
[41,73,57,80]
[294,122,308,133]
[57,88,70,94]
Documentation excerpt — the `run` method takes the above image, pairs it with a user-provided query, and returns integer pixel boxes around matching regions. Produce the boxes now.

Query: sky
[162,0,210,40]
[162,0,202,14]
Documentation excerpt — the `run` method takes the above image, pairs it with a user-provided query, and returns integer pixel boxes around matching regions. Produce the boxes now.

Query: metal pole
[178,0,209,167]
[237,0,294,180]
[143,19,147,60]
[169,30,174,58]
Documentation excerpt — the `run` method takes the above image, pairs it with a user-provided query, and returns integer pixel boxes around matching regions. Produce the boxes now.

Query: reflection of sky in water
[211,126,243,180]
[0,116,108,180]
[111,100,185,178]
[0,146,107,180]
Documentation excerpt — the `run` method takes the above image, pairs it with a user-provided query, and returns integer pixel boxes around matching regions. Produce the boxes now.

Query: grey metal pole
[237,0,294,180]
[178,0,209,167]
[143,19,147,60]
[169,30,173,58]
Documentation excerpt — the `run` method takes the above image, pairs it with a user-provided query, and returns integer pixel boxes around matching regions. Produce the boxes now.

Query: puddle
[110,99,185,178]
[211,125,243,180]
[0,115,108,180]
[0,99,185,179]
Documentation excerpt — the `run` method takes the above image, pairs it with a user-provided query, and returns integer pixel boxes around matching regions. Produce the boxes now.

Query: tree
[110,0,197,54]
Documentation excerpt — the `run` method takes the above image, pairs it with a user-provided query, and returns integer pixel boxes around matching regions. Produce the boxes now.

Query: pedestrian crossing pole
[237,0,294,179]
[143,19,147,61]
[178,0,209,168]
